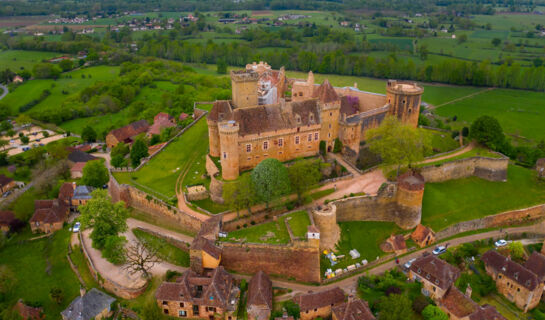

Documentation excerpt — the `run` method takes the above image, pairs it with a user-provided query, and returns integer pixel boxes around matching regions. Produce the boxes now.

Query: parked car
[72,222,81,233]
[404,258,416,269]
[36,139,41,142]
[432,246,447,255]
[22,146,30,151]
[495,239,508,247]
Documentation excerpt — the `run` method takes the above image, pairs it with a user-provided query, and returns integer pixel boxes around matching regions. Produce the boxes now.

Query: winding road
[0,84,7,100]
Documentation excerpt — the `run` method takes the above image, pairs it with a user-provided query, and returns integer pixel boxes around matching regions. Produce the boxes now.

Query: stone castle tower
[315,79,341,152]
[218,121,240,180]
[312,204,340,251]
[395,171,425,229]
[231,70,259,108]
[386,80,424,128]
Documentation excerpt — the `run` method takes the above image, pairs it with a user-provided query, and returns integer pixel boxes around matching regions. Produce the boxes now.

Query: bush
[102,235,127,265]
[166,270,182,282]
[333,138,343,153]
[319,140,326,155]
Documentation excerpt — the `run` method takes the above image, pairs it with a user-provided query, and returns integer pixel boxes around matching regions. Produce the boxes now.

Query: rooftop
[293,287,345,312]
[524,251,545,281]
[482,250,539,291]
[410,254,460,290]
[332,298,375,320]
[247,271,273,310]
[61,288,115,320]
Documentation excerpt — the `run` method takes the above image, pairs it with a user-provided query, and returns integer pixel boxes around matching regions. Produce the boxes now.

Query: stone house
[292,287,345,320]
[105,120,149,148]
[247,271,272,320]
[0,210,16,233]
[410,224,436,248]
[29,199,69,234]
[384,234,407,255]
[409,254,460,300]
[0,174,16,194]
[71,185,94,207]
[147,112,176,137]
[482,250,543,312]
[61,288,115,320]
[155,266,240,319]
[70,162,86,179]
[331,298,375,320]
[439,285,505,320]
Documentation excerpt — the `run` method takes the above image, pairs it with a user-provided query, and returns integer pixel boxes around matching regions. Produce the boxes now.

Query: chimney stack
[465,283,472,298]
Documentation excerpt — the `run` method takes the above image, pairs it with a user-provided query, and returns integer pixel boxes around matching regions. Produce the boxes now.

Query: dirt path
[419,142,475,165]
[126,218,193,244]
[174,154,209,222]
[428,88,494,110]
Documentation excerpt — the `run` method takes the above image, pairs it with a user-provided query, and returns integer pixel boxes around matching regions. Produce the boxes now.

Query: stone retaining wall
[420,155,508,183]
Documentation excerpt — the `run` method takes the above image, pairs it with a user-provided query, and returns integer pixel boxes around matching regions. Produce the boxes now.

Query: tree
[124,240,161,279]
[333,138,343,153]
[0,139,8,151]
[111,142,130,158]
[422,305,448,320]
[32,63,61,79]
[49,287,64,305]
[288,159,321,205]
[0,265,16,299]
[20,136,29,144]
[469,116,505,151]
[223,174,256,216]
[79,189,128,257]
[130,138,148,167]
[58,59,73,72]
[508,241,525,261]
[457,34,468,44]
[111,154,128,168]
[366,116,431,176]
[378,294,415,320]
[15,114,31,126]
[81,160,109,188]
[47,143,69,160]
[103,235,127,264]
[217,59,228,74]
[81,126,97,142]
[491,38,501,47]
[251,158,291,209]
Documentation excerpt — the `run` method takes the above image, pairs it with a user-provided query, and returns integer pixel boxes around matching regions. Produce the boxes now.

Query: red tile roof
[332,298,375,320]
[148,114,176,135]
[108,120,149,143]
[411,224,434,243]
[0,174,14,187]
[293,287,345,312]
[468,305,507,320]
[70,162,86,173]
[525,251,545,281]
[14,299,44,320]
[0,210,16,227]
[190,236,222,259]
[388,234,407,251]
[440,286,477,318]
[247,271,272,310]
[29,200,68,224]
[313,79,339,104]
[482,250,540,291]
[410,254,460,290]
[58,183,75,203]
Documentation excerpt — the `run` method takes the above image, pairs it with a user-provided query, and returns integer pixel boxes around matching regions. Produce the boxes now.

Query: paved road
[0,84,7,100]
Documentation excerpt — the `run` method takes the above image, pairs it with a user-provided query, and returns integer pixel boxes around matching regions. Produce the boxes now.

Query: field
[434,88,545,142]
[0,228,81,319]
[422,164,545,231]
[0,50,59,70]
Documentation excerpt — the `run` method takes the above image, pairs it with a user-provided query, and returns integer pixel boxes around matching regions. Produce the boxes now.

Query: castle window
[295,136,300,144]
[329,124,332,129]
[263,141,268,150]
[403,99,406,104]
[328,133,331,138]
[279,151,283,155]
[278,138,283,147]
[314,132,319,140]
[246,144,252,152]
[308,134,312,142]
[296,115,301,124]
[310,114,314,122]
[162,301,168,305]
[164,309,169,314]
[179,310,187,317]
[223,152,227,159]
[247,157,251,161]
[330,112,332,116]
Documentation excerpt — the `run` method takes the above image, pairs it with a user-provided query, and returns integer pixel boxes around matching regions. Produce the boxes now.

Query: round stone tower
[386,80,424,128]
[395,171,425,229]
[312,203,340,251]
[219,120,240,181]
[207,117,220,158]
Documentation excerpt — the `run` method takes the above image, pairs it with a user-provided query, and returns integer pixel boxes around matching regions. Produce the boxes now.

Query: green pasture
[0,50,59,71]
[422,165,545,231]
[434,88,545,141]
[421,128,461,155]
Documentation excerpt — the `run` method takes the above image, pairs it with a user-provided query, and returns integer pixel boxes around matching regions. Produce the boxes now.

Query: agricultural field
[422,164,545,231]
[0,50,59,70]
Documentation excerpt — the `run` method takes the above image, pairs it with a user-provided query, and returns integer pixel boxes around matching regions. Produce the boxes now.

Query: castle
[207,61,424,180]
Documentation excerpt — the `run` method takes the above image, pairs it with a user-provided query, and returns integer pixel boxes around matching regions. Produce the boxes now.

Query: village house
[155,266,240,319]
[524,251,545,287]
[58,182,75,206]
[439,285,506,320]
[71,185,94,207]
[292,287,345,320]
[410,224,436,248]
[408,254,460,300]
[0,174,16,194]
[147,112,176,137]
[384,234,407,255]
[482,250,543,312]
[29,199,69,234]
[331,298,375,320]
[70,162,86,179]
[189,235,222,274]
[247,271,273,320]
[0,210,16,233]
[61,288,115,320]
[67,150,98,178]
[14,299,44,320]
[105,119,149,148]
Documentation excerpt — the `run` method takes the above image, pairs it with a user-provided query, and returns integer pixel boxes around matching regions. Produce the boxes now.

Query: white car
[72,222,81,233]
[432,246,447,255]
[495,239,507,247]
[404,258,416,269]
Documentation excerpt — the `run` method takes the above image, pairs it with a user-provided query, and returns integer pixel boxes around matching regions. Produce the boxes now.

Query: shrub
[333,138,343,153]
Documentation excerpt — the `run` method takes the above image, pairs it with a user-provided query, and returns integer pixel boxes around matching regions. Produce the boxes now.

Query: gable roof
[468,305,507,320]
[58,182,75,203]
[61,288,115,320]
[70,162,86,173]
[148,113,176,135]
[68,150,97,163]
[207,100,233,122]
[525,251,545,281]
[73,186,94,200]
[388,234,406,251]
[0,174,13,187]
[108,120,149,143]
[313,79,339,104]
[332,298,375,320]
[410,254,460,290]
[0,210,16,227]
[482,250,539,291]
[191,236,222,259]
[292,287,345,312]
[29,200,68,224]
[440,286,477,318]
[247,271,273,310]
[14,299,43,320]
[411,224,434,243]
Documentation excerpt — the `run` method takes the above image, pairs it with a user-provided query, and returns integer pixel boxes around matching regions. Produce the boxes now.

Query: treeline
[139,37,545,91]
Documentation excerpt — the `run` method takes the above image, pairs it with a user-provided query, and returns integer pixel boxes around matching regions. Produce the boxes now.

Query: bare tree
[123,240,161,279]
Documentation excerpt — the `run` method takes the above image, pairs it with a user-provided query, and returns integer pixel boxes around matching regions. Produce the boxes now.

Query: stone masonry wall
[420,156,508,183]
[220,242,321,283]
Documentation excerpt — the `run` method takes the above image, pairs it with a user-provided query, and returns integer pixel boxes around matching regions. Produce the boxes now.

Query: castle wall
[420,156,509,183]
[335,88,387,112]
[320,103,341,151]
[338,122,361,153]
[232,74,258,108]
[220,242,321,283]
[219,122,240,180]
[207,120,220,157]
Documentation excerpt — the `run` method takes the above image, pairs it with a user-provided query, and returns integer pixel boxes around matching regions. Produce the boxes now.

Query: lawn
[421,128,460,155]
[225,210,309,244]
[422,164,545,231]
[419,146,503,167]
[69,245,99,290]
[0,50,59,70]
[434,88,545,141]
[113,116,209,201]
[0,228,81,319]
[132,229,190,267]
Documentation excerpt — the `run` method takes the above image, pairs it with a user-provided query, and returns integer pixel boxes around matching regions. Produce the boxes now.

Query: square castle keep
[207,61,424,180]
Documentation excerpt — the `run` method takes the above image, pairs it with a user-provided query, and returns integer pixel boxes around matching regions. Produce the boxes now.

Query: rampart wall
[420,155,508,183]
[220,242,321,283]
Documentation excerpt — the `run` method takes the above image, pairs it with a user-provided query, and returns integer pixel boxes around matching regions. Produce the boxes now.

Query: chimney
[465,283,472,298]
[80,286,86,297]
[353,82,358,89]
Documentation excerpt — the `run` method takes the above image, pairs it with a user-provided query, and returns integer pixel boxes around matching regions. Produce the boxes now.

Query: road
[0,84,7,100]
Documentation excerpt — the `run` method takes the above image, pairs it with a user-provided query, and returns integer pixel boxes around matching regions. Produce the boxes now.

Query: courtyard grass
[0,228,81,319]
[132,229,190,267]
[421,128,460,155]
[422,164,545,231]
[418,146,503,168]
[285,210,311,238]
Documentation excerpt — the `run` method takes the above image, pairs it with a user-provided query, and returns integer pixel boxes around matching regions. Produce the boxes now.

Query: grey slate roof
[72,185,94,201]
[61,288,115,320]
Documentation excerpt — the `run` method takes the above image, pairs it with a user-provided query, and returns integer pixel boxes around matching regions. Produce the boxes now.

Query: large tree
[251,158,291,209]
[469,115,505,151]
[288,159,321,205]
[422,305,448,320]
[378,294,415,320]
[81,160,109,188]
[130,138,149,167]
[124,240,160,279]
[366,116,431,176]
[81,125,97,142]
[223,174,256,217]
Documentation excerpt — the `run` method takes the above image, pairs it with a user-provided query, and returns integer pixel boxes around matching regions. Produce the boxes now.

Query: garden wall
[436,204,545,239]
[220,242,321,283]
[109,175,202,235]
[420,155,508,183]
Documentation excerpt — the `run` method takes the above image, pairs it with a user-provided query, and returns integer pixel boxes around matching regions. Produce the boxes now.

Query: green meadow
[0,50,60,70]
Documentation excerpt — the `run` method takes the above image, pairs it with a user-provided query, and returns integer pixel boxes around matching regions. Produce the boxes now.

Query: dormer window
[435,279,439,285]
[310,114,314,122]
[295,115,301,124]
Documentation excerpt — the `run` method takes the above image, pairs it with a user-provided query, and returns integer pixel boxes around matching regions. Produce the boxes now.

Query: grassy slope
[0,229,81,319]
[0,50,59,70]
[422,165,545,231]
[286,210,311,237]
[132,229,190,267]
[434,88,545,141]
